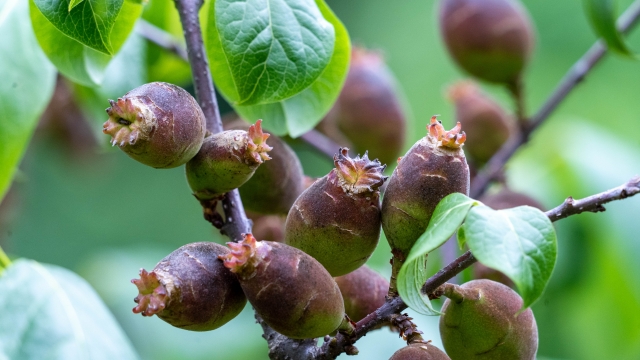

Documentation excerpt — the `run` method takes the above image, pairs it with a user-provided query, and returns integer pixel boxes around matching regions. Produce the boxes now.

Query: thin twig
[299,130,344,159]
[471,0,640,198]
[173,0,251,241]
[136,19,188,61]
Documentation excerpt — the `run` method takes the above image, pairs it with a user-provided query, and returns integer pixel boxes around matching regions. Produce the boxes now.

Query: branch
[136,20,188,61]
[470,0,640,198]
[267,176,640,359]
[173,0,250,241]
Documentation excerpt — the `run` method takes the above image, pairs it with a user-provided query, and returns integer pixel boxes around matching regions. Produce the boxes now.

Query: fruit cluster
[108,0,544,355]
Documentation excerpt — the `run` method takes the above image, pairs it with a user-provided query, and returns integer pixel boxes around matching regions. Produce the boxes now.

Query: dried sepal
[334,148,388,195]
[219,233,271,275]
[132,269,168,317]
[104,97,158,148]
[246,119,273,163]
[427,116,466,149]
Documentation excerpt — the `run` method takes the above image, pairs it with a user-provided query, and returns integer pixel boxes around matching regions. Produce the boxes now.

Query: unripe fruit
[132,242,247,331]
[335,265,389,322]
[318,47,407,166]
[448,81,514,165]
[220,234,347,339]
[382,117,470,256]
[439,279,538,360]
[285,148,387,276]
[439,0,535,85]
[225,118,306,215]
[389,342,451,360]
[186,120,272,201]
[103,82,206,168]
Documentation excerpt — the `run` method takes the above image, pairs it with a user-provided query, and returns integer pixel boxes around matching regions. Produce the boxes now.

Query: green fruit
[439,279,538,359]
[335,265,388,322]
[389,342,451,360]
[221,234,346,339]
[132,242,247,331]
[439,0,535,85]
[448,81,514,165]
[381,117,469,256]
[285,148,387,276]
[103,82,206,168]
[318,47,407,166]
[185,120,272,201]
[225,118,306,215]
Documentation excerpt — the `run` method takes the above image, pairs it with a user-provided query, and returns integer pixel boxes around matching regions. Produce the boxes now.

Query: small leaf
[583,0,638,58]
[68,0,84,11]
[397,193,477,315]
[207,0,335,106]
[32,0,124,55]
[397,254,439,315]
[0,0,56,202]
[461,205,557,308]
[223,0,350,136]
[0,259,139,359]
[30,0,142,86]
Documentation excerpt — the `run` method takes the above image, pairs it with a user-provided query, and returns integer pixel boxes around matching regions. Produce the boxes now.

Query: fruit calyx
[333,148,387,195]
[246,119,273,164]
[220,233,271,277]
[132,268,169,317]
[104,97,159,147]
[428,116,466,149]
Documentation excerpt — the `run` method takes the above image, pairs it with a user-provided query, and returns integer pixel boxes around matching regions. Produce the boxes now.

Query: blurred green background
[2,0,640,359]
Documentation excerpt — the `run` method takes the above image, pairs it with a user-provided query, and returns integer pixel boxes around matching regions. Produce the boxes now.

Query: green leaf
[207,0,335,106]
[30,0,142,86]
[397,193,477,315]
[0,259,139,359]
[222,0,350,136]
[68,0,84,11]
[32,0,124,55]
[583,0,638,58]
[461,205,557,308]
[397,255,438,315]
[0,0,56,202]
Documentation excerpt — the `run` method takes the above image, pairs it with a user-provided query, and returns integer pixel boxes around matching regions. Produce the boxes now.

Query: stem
[299,130,344,159]
[507,76,527,129]
[136,20,188,61]
[0,246,12,274]
[470,0,640,198]
[173,0,251,241]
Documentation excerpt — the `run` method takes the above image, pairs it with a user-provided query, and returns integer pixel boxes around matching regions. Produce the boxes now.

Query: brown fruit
[132,242,246,331]
[285,148,387,276]
[225,118,305,215]
[318,47,407,166]
[439,0,535,85]
[220,234,347,339]
[448,81,514,165]
[103,82,206,168]
[389,342,451,360]
[185,120,272,201]
[381,117,470,257]
[439,280,538,359]
[335,265,389,322]
[247,212,286,243]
